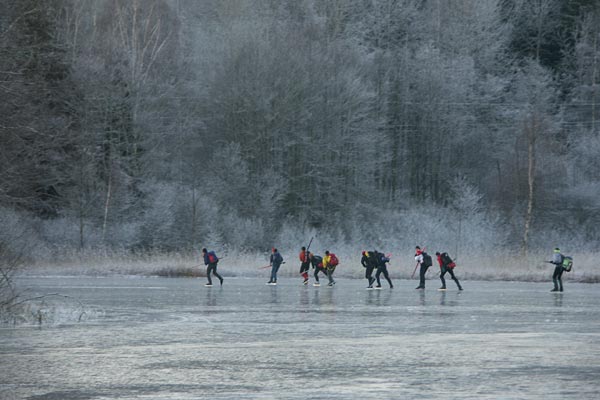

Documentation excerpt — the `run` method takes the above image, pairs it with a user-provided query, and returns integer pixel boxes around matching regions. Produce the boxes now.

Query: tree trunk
[78,188,85,251]
[521,115,538,256]
[102,170,112,244]
[191,185,197,249]
[592,31,598,133]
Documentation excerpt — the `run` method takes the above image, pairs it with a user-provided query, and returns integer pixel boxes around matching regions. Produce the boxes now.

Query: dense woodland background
[1,0,599,267]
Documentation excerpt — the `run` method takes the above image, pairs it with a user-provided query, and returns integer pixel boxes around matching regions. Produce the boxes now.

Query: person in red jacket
[435,251,462,291]
[299,246,310,285]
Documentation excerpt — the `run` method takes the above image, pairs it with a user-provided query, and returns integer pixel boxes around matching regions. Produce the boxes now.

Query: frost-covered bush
[219,214,266,251]
[0,208,47,318]
[137,181,178,250]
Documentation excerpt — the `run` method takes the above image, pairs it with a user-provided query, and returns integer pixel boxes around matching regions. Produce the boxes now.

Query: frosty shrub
[138,181,178,250]
[275,224,318,254]
[0,208,36,317]
[220,214,266,251]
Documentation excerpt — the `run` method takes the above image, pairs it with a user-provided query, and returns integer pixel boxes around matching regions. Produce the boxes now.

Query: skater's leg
[383,267,393,287]
[212,265,223,284]
[375,267,382,287]
[419,265,428,288]
[439,267,447,289]
[448,268,461,290]
[557,267,564,291]
[552,266,561,291]
[206,265,213,285]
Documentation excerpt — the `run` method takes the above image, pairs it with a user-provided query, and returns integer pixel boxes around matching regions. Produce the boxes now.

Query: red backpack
[329,253,339,266]
[207,251,219,264]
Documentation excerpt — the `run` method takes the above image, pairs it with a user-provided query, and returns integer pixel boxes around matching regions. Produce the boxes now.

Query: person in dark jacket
[549,248,565,292]
[435,252,462,291]
[374,251,393,289]
[361,251,377,289]
[310,253,326,286]
[202,248,223,287]
[267,247,284,285]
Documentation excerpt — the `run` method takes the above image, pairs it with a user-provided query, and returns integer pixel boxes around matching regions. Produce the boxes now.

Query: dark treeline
[1,0,599,260]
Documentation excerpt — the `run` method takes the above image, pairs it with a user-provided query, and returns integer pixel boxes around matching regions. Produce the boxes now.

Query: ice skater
[323,250,339,287]
[267,247,284,285]
[548,247,565,292]
[310,253,326,286]
[361,250,377,288]
[435,252,462,291]
[374,251,393,289]
[414,246,432,289]
[202,248,223,287]
[299,246,311,285]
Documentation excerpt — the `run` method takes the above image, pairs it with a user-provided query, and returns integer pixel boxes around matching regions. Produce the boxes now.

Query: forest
[1,0,599,273]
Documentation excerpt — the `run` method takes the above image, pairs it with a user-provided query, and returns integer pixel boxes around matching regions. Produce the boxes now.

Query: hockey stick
[258,262,286,269]
[411,262,419,278]
[306,236,314,253]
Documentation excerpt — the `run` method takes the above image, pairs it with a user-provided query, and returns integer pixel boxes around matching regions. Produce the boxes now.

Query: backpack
[312,255,323,268]
[273,252,283,265]
[208,251,218,264]
[562,256,573,272]
[441,252,455,268]
[367,251,378,267]
[422,252,432,267]
[329,253,339,266]
[378,253,390,264]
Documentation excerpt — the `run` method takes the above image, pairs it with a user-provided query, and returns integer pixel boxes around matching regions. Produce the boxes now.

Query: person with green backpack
[549,248,566,292]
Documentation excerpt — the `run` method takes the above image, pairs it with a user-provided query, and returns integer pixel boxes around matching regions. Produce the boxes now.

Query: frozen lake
[1,277,600,399]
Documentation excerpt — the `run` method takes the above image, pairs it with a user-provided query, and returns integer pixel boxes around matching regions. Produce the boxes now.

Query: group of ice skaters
[202,246,573,291]
[201,245,464,291]
[358,246,463,291]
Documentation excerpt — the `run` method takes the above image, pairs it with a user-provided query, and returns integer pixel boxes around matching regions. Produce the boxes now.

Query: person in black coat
[361,251,377,288]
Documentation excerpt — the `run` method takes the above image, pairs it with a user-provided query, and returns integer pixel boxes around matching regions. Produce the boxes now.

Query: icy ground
[1,277,600,399]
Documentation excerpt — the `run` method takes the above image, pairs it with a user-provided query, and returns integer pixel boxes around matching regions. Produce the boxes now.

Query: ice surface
[1,277,600,399]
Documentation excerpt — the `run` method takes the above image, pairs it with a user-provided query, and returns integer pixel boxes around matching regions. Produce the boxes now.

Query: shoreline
[16,270,600,284]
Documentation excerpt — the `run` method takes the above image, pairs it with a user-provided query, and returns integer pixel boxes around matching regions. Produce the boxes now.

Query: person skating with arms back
[310,253,325,286]
[267,247,284,285]
[361,250,377,289]
[435,251,463,291]
[322,250,339,287]
[299,246,311,285]
[374,251,394,289]
[374,251,393,289]
[414,246,432,290]
[202,248,223,287]
[549,247,565,292]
